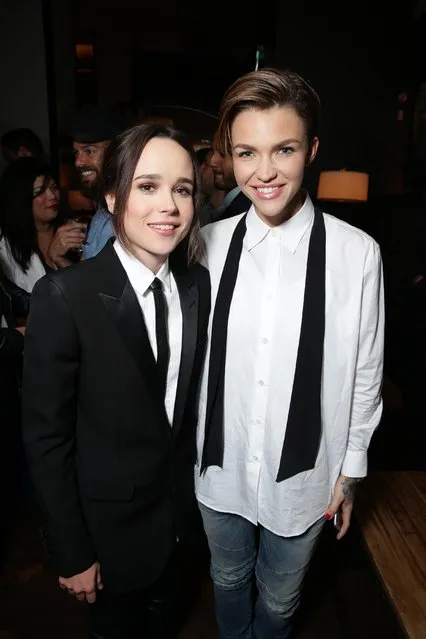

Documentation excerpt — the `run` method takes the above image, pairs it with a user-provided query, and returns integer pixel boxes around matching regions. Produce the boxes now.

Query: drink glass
[66,214,91,259]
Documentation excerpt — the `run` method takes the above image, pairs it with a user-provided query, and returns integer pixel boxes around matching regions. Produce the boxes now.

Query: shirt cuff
[341,449,368,478]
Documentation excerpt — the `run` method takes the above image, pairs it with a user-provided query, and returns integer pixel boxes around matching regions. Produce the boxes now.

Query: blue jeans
[199,503,324,639]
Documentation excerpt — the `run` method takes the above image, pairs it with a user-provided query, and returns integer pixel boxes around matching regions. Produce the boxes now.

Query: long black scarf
[200,206,326,482]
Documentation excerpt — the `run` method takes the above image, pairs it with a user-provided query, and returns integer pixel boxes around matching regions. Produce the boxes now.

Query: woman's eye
[278,147,294,155]
[175,187,192,197]
[237,151,253,158]
[139,184,155,193]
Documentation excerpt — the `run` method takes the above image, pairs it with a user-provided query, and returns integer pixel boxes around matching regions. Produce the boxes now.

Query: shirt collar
[113,240,171,296]
[95,205,110,217]
[246,192,315,254]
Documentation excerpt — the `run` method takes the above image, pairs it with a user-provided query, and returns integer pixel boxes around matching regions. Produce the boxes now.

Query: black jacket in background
[0,269,29,363]
[0,269,30,410]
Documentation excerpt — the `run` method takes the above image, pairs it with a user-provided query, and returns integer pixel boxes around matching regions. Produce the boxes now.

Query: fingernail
[324,513,332,520]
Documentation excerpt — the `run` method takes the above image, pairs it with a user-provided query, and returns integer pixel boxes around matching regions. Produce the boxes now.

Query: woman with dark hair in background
[22,123,210,639]
[0,157,87,291]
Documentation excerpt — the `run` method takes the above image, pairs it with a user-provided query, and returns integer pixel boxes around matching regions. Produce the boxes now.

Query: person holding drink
[71,105,120,258]
[0,157,87,291]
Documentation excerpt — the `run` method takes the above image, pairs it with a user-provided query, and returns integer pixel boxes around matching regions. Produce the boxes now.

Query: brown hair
[102,122,202,264]
[217,68,320,156]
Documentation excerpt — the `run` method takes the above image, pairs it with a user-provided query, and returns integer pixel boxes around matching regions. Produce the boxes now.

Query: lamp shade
[317,170,369,202]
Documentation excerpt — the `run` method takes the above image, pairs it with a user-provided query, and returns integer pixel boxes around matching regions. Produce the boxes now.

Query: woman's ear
[306,137,319,166]
[105,194,115,214]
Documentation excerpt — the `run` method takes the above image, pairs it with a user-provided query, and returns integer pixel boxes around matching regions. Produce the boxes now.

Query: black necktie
[150,278,169,399]
[201,206,326,482]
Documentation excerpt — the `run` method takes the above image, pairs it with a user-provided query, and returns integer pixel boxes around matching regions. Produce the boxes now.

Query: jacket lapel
[172,266,198,434]
[95,242,158,388]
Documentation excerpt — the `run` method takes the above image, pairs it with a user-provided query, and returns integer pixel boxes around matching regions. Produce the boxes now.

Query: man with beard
[199,131,250,226]
[71,106,120,259]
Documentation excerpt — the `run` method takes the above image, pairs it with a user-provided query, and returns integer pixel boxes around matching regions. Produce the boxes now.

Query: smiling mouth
[252,185,284,199]
[255,186,280,193]
[80,170,96,179]
[148,224,178,231]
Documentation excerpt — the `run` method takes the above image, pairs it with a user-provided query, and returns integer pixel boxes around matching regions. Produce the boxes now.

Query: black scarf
[200,206,326,482]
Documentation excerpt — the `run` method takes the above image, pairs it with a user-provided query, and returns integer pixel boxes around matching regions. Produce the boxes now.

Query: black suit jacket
[213,190,251,223]
[22,241,210,592]
[0,269,29,364]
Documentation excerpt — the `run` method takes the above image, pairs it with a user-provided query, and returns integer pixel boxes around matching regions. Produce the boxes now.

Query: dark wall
[274,3,415,196]
[70,0,418,196]
[0,0,51,172]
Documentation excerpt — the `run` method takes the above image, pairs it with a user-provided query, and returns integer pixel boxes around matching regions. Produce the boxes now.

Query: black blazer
[0,269,29,364]
[22,241,210,592]
[1,270,30,429]
[214,190,251,223]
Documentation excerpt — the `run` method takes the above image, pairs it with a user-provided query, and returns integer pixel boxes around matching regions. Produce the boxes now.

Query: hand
[47,222,87,267]
[324,474,361,540]
[58,562,103,603]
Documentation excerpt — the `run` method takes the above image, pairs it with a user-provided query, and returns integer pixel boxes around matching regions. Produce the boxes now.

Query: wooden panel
[356,472,426,639]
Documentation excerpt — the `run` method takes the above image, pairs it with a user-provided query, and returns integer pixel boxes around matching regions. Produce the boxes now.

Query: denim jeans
[198,502,324,639]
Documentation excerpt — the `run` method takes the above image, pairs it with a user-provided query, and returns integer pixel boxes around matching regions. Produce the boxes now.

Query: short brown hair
[217,68,320,156]
[102,122,202,264]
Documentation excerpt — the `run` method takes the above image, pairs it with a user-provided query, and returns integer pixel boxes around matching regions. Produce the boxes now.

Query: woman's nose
[159,191,178,214]
[256,157,277,182]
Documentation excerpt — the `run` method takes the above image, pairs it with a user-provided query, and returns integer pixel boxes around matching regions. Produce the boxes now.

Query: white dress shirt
[195,194,384,537]
[114,241,182,426]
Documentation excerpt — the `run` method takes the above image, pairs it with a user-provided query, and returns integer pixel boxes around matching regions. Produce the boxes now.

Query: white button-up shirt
[114,241,182,426]
[195,194,384,537]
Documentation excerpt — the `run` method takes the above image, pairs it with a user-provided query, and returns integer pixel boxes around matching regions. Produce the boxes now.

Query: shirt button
[258,380,265,387]
[253,456,259,462]
[255,419,262,425]
[262,338,268,344]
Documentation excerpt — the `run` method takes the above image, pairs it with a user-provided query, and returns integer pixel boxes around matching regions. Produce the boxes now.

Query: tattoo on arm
[341,477,362,502]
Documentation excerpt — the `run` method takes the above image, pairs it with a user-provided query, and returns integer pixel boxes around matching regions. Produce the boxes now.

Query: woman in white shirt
[0,157,87,292]
[196,68,384,639]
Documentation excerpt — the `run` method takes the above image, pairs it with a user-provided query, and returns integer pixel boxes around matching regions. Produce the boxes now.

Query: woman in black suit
[22,123,210,639]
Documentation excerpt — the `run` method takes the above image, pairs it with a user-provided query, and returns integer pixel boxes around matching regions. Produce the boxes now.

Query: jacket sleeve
[0,327,24,360]
[21,275,96,577]
[341,240,385,478]
[7,276,31,319]
[0,273,27,359]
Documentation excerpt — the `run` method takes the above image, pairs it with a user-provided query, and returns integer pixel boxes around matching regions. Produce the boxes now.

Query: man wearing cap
[71,105,119,259]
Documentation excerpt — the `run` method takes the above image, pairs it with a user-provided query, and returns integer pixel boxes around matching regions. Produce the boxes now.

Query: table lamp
[317,170,369,202]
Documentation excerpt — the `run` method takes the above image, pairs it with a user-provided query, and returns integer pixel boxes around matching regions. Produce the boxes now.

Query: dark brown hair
[217,68,320,156]
[102,122,202,264]
[0,157,57,271]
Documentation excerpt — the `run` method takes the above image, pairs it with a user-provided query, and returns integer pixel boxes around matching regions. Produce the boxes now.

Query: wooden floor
[0,505,404,639]
[356,471,426,639]
[0,396,413,638]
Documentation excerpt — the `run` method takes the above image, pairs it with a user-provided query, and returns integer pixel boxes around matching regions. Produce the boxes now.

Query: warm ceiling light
[75,44,94,61]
